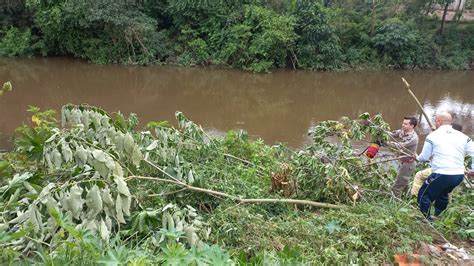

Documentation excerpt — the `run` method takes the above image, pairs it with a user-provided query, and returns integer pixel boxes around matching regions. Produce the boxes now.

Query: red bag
[366,143,380,158]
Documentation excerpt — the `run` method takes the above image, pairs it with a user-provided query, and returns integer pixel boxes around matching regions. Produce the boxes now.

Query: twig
[223,153,266,171]
[357,146,369,156]
[364,155,410,167]
[143,159,182,183]
[147,188,187,197]
[25,236,51,247]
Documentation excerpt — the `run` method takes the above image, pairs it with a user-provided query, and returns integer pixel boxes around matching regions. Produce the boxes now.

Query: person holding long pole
[389,116,419,198]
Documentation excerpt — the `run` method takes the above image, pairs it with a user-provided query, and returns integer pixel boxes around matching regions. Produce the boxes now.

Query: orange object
[366,143,380,158]
[393,254,422,266]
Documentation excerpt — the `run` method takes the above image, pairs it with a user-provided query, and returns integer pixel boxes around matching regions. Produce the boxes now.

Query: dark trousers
[417,173,464,218]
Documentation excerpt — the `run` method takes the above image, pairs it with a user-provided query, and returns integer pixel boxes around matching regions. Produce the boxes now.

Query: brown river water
[1,57,473,150]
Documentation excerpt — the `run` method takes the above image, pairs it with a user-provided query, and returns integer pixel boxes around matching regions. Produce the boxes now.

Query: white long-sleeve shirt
[417,125,474,175]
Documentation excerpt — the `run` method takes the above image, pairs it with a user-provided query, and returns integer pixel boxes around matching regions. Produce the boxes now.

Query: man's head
[434,112,452,129]
[402,116,417,133]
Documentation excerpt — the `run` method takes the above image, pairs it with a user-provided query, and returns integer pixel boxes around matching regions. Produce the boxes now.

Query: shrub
[372,18,420,68]
[294,1,344,70]
[27,0,168,64]
[217,5,296,72]
[0,27,44,57]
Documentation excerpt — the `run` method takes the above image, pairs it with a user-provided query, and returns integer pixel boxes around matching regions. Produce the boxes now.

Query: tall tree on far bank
[440,0,455,35]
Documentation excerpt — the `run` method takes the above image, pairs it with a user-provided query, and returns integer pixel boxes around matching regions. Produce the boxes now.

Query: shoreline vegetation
[1,1,474,72]
[0,103,472,264]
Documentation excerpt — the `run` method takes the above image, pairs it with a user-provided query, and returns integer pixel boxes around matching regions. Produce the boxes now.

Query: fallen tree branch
[129,175,344,209]
[239,198,343,209]
[129,175,232,199]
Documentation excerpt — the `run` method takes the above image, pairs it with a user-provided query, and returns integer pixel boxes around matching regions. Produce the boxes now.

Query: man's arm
[416,138,433,162]
[389,129,400,138]
[392,135,418,150]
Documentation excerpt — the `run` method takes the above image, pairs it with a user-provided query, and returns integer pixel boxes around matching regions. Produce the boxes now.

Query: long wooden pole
[401,77,435,131]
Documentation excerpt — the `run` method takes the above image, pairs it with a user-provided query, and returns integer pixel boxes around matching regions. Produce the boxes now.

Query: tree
[440,0,455,35]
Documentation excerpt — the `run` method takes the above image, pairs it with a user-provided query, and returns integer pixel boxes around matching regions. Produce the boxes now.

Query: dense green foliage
[1,104,472,264]
[1,0,473,71]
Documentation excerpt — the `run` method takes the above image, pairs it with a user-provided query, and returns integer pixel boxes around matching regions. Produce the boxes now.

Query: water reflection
[0,57,473,149]
[423,97,474,133]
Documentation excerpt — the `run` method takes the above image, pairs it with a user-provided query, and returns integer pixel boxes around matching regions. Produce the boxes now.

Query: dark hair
[452,123,462,131]
[403,116,418,127]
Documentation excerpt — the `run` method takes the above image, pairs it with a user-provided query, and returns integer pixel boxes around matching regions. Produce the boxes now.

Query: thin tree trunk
[440,1,450,35]
[425,0,435,16]
[370,0,376,36]
[455,0,464,21]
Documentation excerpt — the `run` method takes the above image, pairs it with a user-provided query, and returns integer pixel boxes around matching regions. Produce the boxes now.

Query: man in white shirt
[416,112,474,219]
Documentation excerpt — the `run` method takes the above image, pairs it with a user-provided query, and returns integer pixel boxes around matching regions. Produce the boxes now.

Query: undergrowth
[0,104,471,264]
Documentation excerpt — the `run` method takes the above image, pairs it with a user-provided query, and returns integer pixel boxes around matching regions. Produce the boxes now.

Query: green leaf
[124,133,134,155]
[146,140,158,151]
[86,185,103,219]
[113,175,130,197]
[2,81,12,92]
[115,194,125,224]
[122,195,131,217]
[324,220,341,234]
[52,149,62,169]
[99,219,109,241]
[7,172,33,191]
[131,146,143,167]
[28,204,43,233]
[66,185,85,220]
[61,143,73,162]
[92,150,107,163]
[74,146,88,165]
[101,187,114,205]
